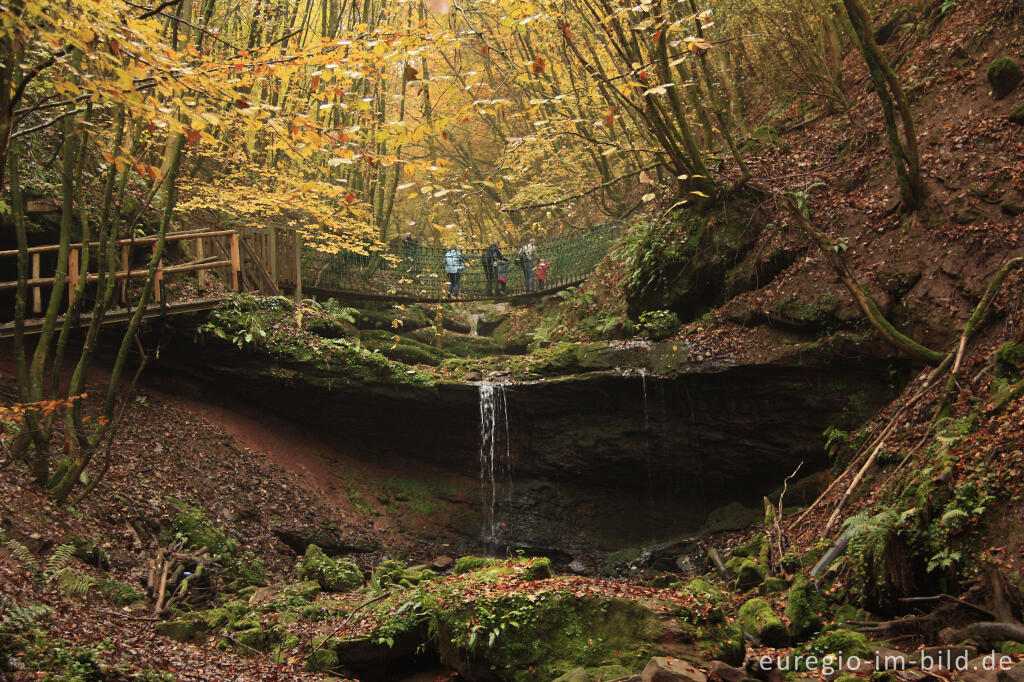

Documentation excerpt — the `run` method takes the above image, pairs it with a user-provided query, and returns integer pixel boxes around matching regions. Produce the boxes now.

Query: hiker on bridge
[442,245,467,299]
[516,238,539,292]
[482,241,505,296]
[536,259,550,289]
[402,232,420,273]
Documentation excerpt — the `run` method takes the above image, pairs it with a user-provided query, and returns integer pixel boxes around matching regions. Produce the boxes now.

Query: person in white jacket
[442,246,466,298]
[516,238,539,291]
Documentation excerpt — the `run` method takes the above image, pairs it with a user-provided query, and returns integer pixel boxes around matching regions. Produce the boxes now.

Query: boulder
[1000,190,1024,217]
[737,598,789,648]
[917,645,976,671]
[708,660,746,682]
[733,559,766,591]
[642,657,706,682]
[988,58,1023,99]
[431,555,454,570]
[997,662,1024,682]
[869,646,912,670]
[154,618,209,642]
[784,576,826,641]
[1011,102,1024,125]
[554,669,593,682]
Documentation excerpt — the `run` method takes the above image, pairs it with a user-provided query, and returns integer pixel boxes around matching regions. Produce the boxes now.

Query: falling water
[640,370,649,429]
[479,384,511,551]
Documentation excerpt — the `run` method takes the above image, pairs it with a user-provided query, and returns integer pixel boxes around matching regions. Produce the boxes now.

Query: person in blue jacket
[442,245,466,299]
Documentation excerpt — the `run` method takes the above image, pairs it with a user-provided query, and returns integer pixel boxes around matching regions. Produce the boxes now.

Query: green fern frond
[53,567,95,598]
[45,544,76,576]
[4,538,39,573]
[0,603,53,632]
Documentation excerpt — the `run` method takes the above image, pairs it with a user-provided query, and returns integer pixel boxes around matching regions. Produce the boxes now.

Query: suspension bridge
[0,222,622,337]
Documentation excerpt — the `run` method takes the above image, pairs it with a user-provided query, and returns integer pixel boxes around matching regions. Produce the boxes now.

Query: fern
[45,544,76,577]
[939,508,969,524]
[52,567,96,598]
[0,603,53,632]
[5,538,39,573]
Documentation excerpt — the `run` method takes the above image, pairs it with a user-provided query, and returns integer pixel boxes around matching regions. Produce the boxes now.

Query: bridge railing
[0,229,244,322]
[282,221,623,301]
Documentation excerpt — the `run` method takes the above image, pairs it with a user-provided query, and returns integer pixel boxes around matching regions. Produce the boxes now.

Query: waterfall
[479,384,511,550]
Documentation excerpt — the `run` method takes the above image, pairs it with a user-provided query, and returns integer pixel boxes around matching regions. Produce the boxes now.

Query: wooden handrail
[0,229,238,258]
[0,258,232,290]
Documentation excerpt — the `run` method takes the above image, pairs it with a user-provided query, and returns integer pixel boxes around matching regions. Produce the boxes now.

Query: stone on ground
[642,657,707,682]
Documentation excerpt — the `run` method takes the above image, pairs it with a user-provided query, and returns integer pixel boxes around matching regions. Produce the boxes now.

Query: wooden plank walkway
[0,297,228,339]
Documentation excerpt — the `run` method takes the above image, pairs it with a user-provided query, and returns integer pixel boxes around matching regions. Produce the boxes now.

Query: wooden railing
[0,229,242,317]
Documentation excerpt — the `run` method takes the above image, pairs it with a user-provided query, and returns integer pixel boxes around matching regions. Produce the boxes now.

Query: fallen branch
[708,547,731,582]
[900,594,997,619]
[811,528,850,582]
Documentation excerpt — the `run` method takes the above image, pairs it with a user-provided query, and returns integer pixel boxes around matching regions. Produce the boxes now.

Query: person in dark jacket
[482,241,504,296]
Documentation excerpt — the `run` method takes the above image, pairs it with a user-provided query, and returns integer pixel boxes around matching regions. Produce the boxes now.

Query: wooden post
[229,231,241,291]
[196,236,206,289]
[153,243,163,302]
[68,247,79,306]
[293,230,303,301]
[31,252,41,314]
[120,244,130,302]
[268,225,278,287]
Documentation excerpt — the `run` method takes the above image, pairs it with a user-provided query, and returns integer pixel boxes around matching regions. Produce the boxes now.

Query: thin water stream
[478,384,511,551]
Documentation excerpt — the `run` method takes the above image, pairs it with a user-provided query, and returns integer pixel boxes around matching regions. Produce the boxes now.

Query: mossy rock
[294,545,363,592]
[733,558,766,591]
[988,57,1023,99]
[354,306,432,332]
[731,534,766,559]
[697,623,745,666]
[1011,103,1024,125]
[358,329,453,366]
[454,555,501,574]
[738,598,789,648]
[785,576,826,642]
[798,628,871,660]
[154,618,209,642]
[759,576,787,595]
[996,641,1024,655]
[680,578,726,622]
[588,664,632,680]
[369,559,433,589]
[234,626,268,652]
[994,341,1024,379]
[553,669,592,682]
[436,594,663,681]
[519,557,553,580]
[287,580,323,600]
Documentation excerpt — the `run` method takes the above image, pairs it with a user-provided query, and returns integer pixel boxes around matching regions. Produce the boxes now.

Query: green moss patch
[294,545,363,592]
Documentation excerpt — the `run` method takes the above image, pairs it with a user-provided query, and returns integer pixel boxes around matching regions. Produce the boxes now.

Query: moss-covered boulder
[553,669,592,682]
[294,545,363,592]
[454,556,501,574]
[680,578,726,623]
[696,623,745,666]
[988,57,1023,99]
[154,618,210,642]
[436,594,665,681]
[730,535,765,559]
[1011,103,1024,126]
[234,626,268,651]
[303,647,340,672]
[370,560,435,590]
[759,576,787,595]
[798,628,871,660]
[785,576,826,642]
[737,598,789,648]
[732,558,766,591]
[518,557,553,580]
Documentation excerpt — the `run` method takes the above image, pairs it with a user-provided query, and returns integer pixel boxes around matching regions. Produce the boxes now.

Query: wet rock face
[162,342,907,553]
